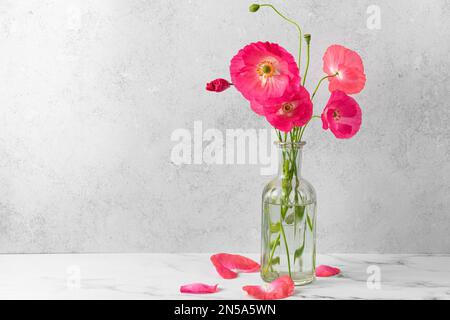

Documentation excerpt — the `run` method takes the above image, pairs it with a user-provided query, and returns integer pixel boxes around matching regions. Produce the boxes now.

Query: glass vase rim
[274,141,306,149]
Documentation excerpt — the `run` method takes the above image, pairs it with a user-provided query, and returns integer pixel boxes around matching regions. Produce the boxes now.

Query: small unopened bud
[206,78,232,93]
[249,4,260,12]
[304,34,311,44]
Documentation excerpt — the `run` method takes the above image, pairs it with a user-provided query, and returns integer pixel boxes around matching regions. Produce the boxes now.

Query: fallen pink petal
[179,283,219,294]
[316,265,341,277]
[243,275,295,300]
[210,253,260,279]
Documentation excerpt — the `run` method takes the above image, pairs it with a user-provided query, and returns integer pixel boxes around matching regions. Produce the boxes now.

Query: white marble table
[0,253,448,300]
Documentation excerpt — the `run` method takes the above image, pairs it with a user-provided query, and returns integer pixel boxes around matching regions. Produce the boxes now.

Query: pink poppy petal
[316,265,341,277]
[321,91,362,139]
[180,283,219,294]
[262,85,312,132]
[321,112,329,130]
[243,276,295,300]
[230,41,300,102]
[323,44,366,94]
[210,253,260,279]
[250,100,266,116]
[265,112,294,133]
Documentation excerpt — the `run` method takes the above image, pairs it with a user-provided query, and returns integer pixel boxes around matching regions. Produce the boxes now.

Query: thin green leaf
[307,214,313,231]
[280,205,288,220]
[285,213,294,224]
[294,205,305,237]
[270,222,281,233]
[270,237,280,249]
[271,256,280,265]
[294,245,305,263]
[295,205,305,221]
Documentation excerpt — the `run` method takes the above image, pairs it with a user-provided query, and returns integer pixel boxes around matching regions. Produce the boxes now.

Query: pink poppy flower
[210,253,260,279]
[321,90,362,139]
[316,265,341,277]
[206,78,231,92]
[323,45,366,94]
[230,42,300,104]
[262,86,313,132]
[243,276,295,300]
[180,283,219,294]
[250,100,266,116]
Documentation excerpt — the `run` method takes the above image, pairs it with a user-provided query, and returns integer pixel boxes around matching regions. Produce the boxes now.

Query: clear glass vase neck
[276,142,304,179]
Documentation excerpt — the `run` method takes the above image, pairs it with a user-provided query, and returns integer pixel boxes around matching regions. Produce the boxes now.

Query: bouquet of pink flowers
[206,3,366,285]
[207,3,365,141]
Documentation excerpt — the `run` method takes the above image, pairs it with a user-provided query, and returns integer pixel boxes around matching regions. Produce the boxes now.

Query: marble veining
[0,253,448,299]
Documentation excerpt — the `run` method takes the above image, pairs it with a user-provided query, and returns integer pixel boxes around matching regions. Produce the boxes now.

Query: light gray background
[0,0,449,253]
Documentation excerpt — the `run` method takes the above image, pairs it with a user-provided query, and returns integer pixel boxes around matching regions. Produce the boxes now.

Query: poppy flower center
[333,109,341,121]
[282,102,295,114]
[257,61,276,78]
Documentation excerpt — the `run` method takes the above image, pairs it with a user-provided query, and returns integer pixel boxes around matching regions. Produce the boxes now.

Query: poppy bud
[249,4,260,12]
[304,34,311,44]
[206,78,231,92]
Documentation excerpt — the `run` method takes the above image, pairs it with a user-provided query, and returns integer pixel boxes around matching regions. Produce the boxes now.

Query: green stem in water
[279,217,292,277]
[264,233,281,274]
[260,4,303,68]
[273,131,293,278]
[271,128,307,277]
[311,73,338,100]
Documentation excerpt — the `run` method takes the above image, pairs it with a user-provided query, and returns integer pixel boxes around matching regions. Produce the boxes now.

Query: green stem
[264,233,281,274]
[279,218,292,277]
[311,73,338,100]
[289,132,295,144]
[271,129,297,278]
[282,147,298,277]
[260,4,302,68]
[302,39,311,86]
[298,219,307,267]
[298,115,321,142]
[276,129,282,141]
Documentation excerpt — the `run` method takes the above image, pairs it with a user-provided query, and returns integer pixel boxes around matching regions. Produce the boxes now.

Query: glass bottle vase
[261,142,317,286]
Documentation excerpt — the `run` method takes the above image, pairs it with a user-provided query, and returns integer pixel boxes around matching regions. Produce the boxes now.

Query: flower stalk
[311,73,338,100]
[302,34,311,86]
[257,4,303,69]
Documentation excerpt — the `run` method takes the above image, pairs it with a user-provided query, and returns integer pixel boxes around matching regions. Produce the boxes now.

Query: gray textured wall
[0,0,449,253]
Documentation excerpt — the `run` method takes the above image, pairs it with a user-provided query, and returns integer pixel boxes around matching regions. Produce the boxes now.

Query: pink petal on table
[243,275,295,300]
[316,265,341,277]
[210,253,260,279]
[180,283,219,294]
